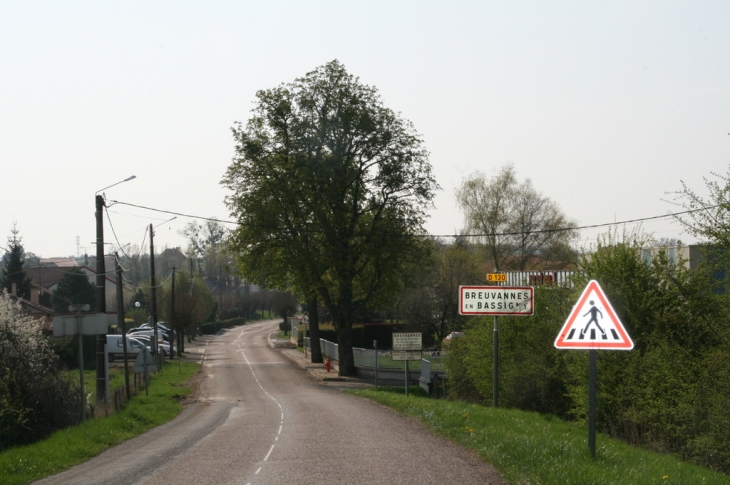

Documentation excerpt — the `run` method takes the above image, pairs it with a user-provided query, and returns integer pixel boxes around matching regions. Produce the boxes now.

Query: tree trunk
[308,297,323,363]
[336,322,356,376]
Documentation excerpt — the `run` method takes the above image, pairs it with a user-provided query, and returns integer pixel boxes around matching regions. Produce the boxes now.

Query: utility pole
[95,194,107,404]
[149,223,160,367]
[115,253,131,400]
[219,264,223,321]
[171,266,175,359]
[93,175,136,404]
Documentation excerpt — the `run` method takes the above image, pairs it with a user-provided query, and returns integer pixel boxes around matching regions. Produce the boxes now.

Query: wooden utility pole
[171,266,175,359]
[95,194,107,404]
[149,224,160,367]
[115,253,131,400]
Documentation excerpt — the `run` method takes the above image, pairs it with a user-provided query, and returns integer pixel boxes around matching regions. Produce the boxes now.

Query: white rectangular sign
[52,314,112,336]
[459,286,534,316]
[392,351,422,361]
[392,332,422,351]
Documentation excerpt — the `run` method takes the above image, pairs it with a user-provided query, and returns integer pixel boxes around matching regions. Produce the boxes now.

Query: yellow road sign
[487,273,507,283]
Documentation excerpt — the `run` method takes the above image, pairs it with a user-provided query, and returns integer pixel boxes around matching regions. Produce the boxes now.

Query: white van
[106,335,147,362]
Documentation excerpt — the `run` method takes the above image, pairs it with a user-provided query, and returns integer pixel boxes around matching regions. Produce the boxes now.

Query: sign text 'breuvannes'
[459,286,534,316]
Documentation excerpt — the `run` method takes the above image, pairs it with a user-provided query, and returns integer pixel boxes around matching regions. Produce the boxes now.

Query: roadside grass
[63,366,130,405]
[349,387,730,485]
[0,361,200,485]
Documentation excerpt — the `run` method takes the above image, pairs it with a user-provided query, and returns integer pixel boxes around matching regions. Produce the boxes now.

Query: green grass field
[0,361,200,485]
[349,387,730,485]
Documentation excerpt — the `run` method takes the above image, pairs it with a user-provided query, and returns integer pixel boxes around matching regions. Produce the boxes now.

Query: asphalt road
[35,320,506,485]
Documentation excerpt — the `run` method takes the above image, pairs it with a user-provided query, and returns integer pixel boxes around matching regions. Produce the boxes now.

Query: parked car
[128,328,166,343]
[130,334,169,359]
[140,322,176,341]
[443,331,466,343]
[106,335,148,362]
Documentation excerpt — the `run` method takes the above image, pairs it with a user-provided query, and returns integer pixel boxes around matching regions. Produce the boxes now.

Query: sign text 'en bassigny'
[459,286,534,316]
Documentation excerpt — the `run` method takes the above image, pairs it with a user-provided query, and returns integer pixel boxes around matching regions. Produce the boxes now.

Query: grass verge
[0,361,200,485]
[348,387,730,485]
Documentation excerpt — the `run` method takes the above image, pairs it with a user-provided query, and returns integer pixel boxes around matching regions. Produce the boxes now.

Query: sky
[1,1,729,259]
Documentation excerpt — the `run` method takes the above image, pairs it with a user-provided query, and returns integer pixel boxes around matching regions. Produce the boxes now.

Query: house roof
[7,293,53,316]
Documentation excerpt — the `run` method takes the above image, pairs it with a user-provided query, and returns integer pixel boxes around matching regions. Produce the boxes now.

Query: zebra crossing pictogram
[554,280,633,350]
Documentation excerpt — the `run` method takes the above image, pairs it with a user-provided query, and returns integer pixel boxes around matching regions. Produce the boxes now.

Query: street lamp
[95,175,136,196]
[94,175,136,404]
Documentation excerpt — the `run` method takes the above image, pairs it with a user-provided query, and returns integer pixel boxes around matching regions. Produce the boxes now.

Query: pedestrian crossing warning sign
[554,280,633,350]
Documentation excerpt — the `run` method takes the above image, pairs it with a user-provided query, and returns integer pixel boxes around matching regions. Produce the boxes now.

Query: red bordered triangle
[555,280,633,350]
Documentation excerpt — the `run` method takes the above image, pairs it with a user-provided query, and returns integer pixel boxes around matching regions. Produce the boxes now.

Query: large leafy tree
[456,164,578,271]
[51,267,97,313]
[1,224,32,300]
[222,60,438,375]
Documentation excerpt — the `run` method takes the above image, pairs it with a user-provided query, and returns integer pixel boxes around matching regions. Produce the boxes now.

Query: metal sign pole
[77,310,85,422]
[404,359,408,396]
[143,350,149,396]
[589,349,597,458]
[374,340,378,389]
[493,315,499,408]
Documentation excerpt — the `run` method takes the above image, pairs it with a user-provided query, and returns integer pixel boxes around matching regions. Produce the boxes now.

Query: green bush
[0,294,81,450]
[445,229,730,473]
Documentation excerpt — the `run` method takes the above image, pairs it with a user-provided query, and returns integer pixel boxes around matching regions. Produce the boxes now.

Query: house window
[668,247,675,266]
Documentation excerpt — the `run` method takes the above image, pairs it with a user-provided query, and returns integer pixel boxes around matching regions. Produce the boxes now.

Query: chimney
[31,287,40,305]
[11,282,17,296]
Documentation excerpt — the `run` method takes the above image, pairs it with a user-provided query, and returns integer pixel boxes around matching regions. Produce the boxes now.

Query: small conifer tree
[0,223,32,300]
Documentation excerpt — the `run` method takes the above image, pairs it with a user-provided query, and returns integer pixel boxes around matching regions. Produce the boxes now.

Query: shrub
[0,292,81,450]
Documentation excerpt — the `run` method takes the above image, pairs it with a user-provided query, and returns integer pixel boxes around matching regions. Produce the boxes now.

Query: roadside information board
[392,351,422,361]
[459,286,534,315]
[392,332,422,351]
[52,313,111,336]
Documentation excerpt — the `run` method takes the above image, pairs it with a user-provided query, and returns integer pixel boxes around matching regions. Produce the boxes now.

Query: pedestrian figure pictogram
[580,301,606,340]
[555,280,633,350]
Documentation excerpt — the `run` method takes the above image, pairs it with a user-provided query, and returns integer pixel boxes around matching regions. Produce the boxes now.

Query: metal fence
[420,355,446,378]
[305,337,444,372]
[502,270,580,288]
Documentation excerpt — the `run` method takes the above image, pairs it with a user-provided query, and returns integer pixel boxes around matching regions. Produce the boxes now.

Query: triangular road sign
[555,280,633,350]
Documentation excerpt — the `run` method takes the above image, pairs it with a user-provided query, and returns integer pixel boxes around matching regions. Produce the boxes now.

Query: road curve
[34,320,506,485]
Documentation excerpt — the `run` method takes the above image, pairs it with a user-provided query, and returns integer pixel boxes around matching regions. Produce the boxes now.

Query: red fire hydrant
[325,358,332,372]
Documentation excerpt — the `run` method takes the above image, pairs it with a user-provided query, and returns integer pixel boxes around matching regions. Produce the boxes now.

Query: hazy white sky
[1,1,728,258]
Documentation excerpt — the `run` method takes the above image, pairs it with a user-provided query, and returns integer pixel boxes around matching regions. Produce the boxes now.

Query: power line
[105,206,132,259]
[109,198,723,239]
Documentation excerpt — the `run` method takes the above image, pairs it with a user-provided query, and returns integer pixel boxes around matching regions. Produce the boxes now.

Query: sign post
[392,333,422,396]
[54,305,108,422]
[373,340,379,389]
[554,280,634,457]
[459,286,534,407]
[134,348,157,396]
